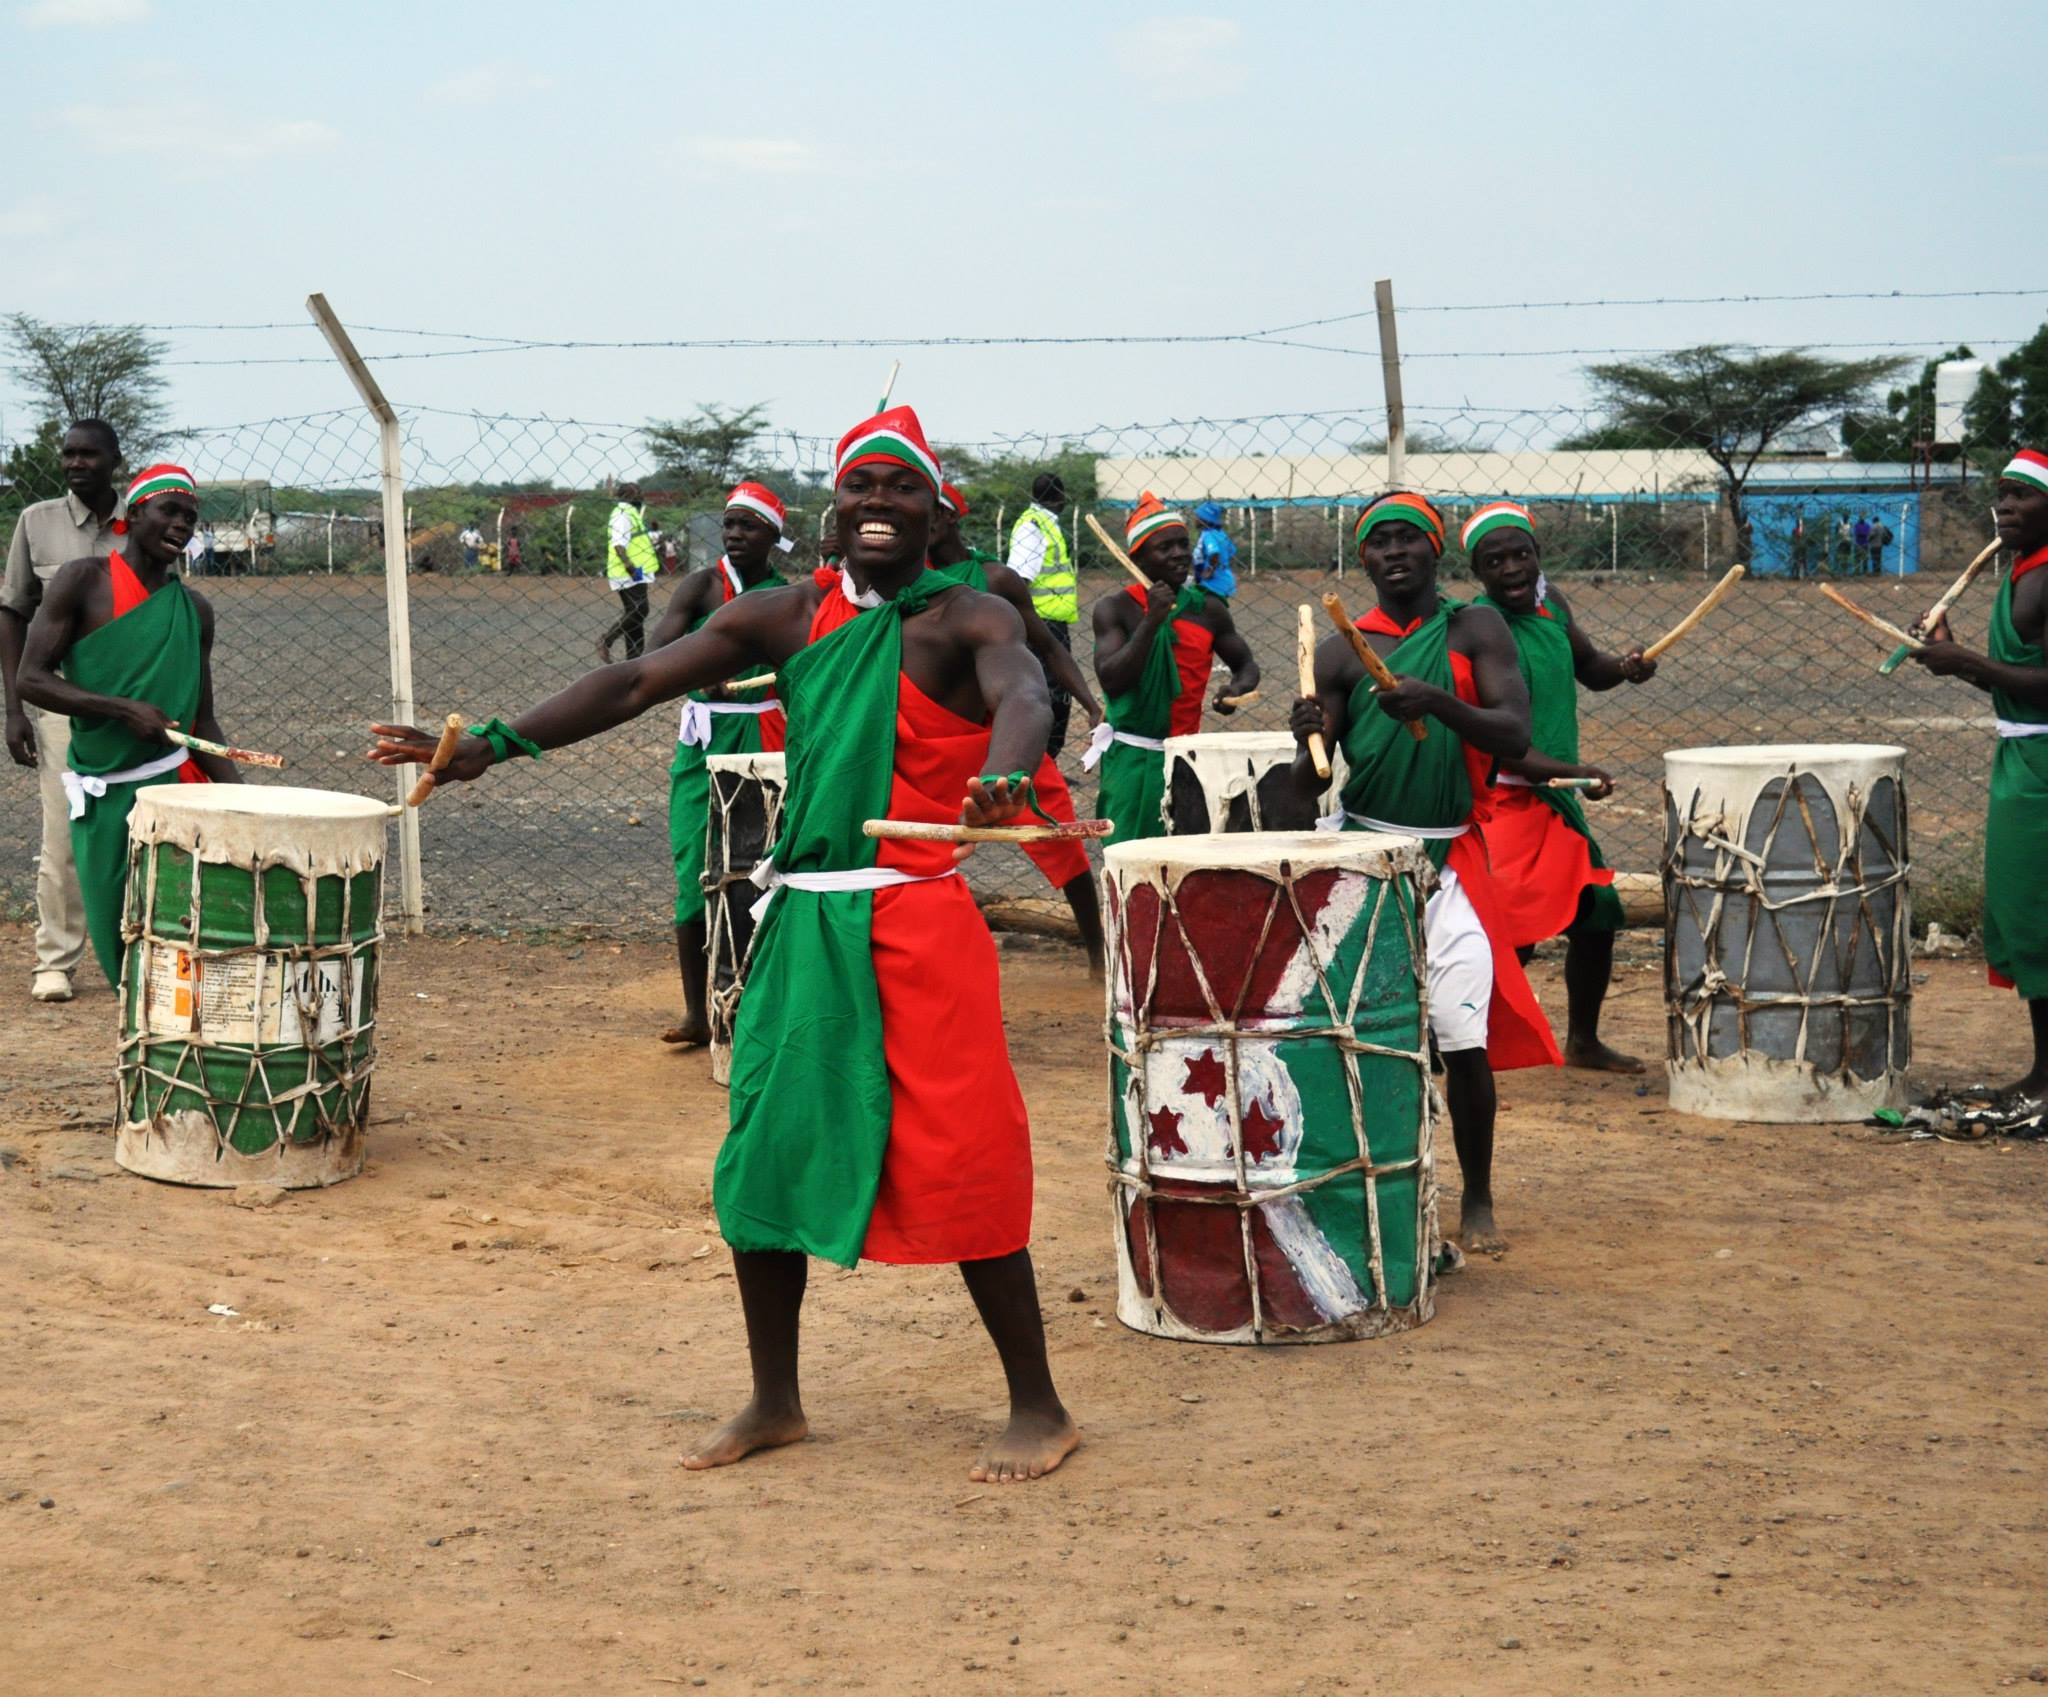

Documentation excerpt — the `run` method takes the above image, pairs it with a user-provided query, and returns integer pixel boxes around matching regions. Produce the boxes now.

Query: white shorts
[1424,865,1492,1054]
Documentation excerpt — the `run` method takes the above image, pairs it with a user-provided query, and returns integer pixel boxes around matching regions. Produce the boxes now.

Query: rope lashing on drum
[1105,849,1442,1339]
[1665,773,1910,1075]
[119,837,380,1163]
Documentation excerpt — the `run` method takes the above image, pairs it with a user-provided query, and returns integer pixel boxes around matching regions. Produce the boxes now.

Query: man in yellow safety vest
[599,480,662,661]
[1006,472,1078,756]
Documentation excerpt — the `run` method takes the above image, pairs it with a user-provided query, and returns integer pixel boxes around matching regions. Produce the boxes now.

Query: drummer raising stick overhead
[1909,449,2048,1109]
[369,405,1079,1485]
[1085,493,1258,851]
[1464,501,1656,1074]
[1285,491,1559,1255]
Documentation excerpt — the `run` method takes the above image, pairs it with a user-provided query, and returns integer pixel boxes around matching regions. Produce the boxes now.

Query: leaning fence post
[565,503,576,571]
[305,292,426,934]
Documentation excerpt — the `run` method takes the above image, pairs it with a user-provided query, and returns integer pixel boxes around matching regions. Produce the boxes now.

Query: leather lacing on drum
[705,761,787,1074]
[1107,850,1442,1342]
[118,837,379,1165]
[1664,773,1909,1078]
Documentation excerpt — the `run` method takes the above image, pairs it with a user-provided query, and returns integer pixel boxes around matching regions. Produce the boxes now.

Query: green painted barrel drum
[117,786,389,1187]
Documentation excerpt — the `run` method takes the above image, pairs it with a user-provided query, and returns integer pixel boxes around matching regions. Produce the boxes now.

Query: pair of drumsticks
[1815,538,2003,669]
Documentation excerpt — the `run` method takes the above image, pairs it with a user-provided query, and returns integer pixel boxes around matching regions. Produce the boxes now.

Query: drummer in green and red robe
[648,481,791,1047]
[1462,500,1656,1073]
[1285,491,1559,1255]
[930,480,1105,973]
[1911,447,2048,1104]
[368,405,1078,1484]
[17,465,242,987]
[1087,492,1258,848]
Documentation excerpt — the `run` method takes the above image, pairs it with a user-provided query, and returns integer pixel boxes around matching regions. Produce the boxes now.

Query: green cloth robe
[1983,565,2048,996]
[1095,584,1206,849]
[713,568,955,1266]
[667,570,781,925]
[1336,600,1470,870]
[64,575,205,984]
[1474,593,1622,931]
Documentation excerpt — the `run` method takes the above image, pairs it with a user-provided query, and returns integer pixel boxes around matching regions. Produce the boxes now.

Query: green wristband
[468,718,544,763]
[975,770,1056,824]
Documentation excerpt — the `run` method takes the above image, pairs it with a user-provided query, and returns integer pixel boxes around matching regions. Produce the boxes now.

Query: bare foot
[969,1408,1079,1484]
[680,1401,808,1470]
[1565,1037,1645,1074]
[1460,1196,1507,1255]
[660,1021,711,1047]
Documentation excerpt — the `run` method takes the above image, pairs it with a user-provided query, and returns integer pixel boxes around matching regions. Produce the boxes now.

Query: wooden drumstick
[1321,592,1427,742]
[1817,583,1923,652]
[1877,536,2001,675]
[1084,512,1154,592]
[162,727,284,769]
[1543,775,1603,791]
[406,713,467,807]
[862,818,1115,844]
[1642,563,1746,661]
[1218,689,1260,710]
[1297,603,1331,780]
[726,673,777,691]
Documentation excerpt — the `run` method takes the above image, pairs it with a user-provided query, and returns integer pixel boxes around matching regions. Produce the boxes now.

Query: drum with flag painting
[1663,743,1909,1121]
[117,786,387,1188]
[1104,831,1439,1344]
[705,752,787,1087]
[1163,731,1323,835]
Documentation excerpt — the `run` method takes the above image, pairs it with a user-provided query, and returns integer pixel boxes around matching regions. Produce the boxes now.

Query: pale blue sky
[3,0,2044,455]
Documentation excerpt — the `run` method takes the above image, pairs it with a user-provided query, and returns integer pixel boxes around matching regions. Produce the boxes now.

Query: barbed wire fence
[0,311,2020,945]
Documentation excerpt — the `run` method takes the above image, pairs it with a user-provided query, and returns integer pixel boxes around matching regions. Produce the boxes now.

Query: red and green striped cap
[1353,491,1445,555]
[112,463,196,535]
[834,405,942,496]
[1459,500,1535,554]
[2002,449,2048,496]
[1126,491,1186,553]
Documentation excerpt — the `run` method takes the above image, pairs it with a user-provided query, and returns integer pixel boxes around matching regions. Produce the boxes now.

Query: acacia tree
[1568,345,1907,559]
[4,313,171,455]
[642,403,773,502]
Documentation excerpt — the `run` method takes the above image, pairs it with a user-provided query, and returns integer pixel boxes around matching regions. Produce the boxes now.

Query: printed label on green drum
[140,940,365,1047]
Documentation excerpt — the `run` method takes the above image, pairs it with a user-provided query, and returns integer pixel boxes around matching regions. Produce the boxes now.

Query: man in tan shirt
[2,419,124,1002]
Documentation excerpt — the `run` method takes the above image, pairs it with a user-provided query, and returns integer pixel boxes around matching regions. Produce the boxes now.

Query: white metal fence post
[1375,278,1405,493]
[305,292,426,934]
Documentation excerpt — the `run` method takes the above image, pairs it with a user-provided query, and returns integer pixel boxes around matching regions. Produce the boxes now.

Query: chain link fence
[1,397,2005,939]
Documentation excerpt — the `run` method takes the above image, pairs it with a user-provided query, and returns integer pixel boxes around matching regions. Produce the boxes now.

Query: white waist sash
[1345,810,1470,841]
[61,747,190,820]
[1081,720,1165,771]
[1996,719,2048,739]
[678,697,780,747]
[747,859,958,923]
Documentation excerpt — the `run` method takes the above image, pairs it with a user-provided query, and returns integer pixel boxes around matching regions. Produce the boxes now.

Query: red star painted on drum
[1146,1105,1188,1157]
[1240,1098,1287,1162]
[1181,1048,1228,1107]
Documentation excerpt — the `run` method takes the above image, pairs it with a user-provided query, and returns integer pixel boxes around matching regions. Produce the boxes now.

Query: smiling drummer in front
[1912,448,2048,1109]
[1285,491,1560,1255]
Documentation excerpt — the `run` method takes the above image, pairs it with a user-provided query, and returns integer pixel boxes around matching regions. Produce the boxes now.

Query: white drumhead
[1106,829,1430,883]
[705,752,787,781]
[1665,743,1904,823]
[1163,732,1297,759]
[129,784,388,876]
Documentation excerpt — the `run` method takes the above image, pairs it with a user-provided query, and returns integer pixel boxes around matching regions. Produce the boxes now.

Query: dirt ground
[3,921,2044,1696]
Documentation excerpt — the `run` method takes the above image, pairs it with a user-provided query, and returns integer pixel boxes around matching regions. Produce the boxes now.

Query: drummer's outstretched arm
[368,593,778,782]
[1438,605,1532,760]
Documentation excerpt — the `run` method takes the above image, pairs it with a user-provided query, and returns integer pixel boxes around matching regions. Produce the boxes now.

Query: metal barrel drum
[1163,731,1322,835]
[1663,743,1910,1122]
[704,752,787,1087]
[1104,831,1439,1344]
[117,786,388,1187]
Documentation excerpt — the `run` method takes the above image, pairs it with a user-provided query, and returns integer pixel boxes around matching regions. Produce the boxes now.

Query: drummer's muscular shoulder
[2014,569,2048,644]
